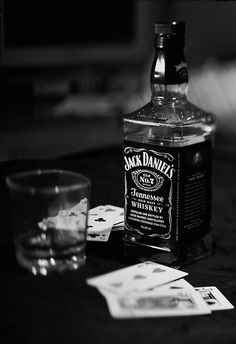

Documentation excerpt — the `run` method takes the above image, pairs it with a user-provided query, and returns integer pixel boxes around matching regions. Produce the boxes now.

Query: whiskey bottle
[123,21,216,267]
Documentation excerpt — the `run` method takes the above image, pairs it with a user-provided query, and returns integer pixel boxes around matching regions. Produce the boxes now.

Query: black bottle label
[124,140,212,249]
[152,48,188,85]
[165,56,188,84]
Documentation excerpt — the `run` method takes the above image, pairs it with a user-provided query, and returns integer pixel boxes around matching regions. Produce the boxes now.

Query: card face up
[195,286,234,311]
[86,261,188,294]
[101,288,211,318]
[85,207,234,318]
[148,278,195,292]
[87,205,124,241]
[87,260,235,318]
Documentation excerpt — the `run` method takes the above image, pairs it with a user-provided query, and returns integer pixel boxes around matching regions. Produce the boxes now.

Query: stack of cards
[87,205,124,242]
[86,261,234,318]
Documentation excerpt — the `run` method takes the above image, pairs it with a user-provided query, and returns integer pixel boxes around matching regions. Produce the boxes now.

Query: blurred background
[1,0,236,161]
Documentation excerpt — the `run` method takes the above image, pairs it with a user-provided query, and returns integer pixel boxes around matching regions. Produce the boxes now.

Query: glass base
[14,231,86,275]
[16,250,86,276]
[123,233,213,268]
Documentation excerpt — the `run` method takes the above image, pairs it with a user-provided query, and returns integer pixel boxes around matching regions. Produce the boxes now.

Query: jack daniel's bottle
[123,21,216,267]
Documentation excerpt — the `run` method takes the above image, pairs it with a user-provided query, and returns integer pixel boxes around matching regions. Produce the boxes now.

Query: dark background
[1,0,236,161]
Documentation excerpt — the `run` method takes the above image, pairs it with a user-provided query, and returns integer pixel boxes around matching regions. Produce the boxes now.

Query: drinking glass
[6,169,91,276]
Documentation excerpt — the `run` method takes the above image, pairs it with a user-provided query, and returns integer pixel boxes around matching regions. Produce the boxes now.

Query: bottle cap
[155,21,185,35]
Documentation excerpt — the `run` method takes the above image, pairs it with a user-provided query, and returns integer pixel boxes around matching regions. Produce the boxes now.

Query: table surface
[1,143,236,344]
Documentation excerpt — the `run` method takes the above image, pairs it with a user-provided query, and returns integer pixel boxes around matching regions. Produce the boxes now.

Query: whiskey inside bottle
[123,21,216,267]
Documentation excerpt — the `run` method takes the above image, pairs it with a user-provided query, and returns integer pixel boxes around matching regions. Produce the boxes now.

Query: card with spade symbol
[87,205,123,242]
[86,261,188,294]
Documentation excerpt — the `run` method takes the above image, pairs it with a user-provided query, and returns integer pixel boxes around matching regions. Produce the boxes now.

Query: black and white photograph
[1,1,236,343]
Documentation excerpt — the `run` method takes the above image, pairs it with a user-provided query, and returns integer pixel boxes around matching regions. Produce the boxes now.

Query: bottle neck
[150,34,188,102]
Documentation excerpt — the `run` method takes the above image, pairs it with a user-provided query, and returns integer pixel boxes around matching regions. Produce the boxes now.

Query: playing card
[87,205,122,241]
[195,286,234,311]
[112,207,124,231]
[86,261,188,293]
[38,198,88,231]
[102,288,211,318]
[147,278,195,292]
[98,278,195,299]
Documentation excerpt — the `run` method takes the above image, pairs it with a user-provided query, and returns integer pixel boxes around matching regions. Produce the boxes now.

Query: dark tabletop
[1,144,236,344]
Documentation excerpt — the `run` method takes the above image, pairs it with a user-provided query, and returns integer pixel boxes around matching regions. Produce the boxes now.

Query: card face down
[86,261,188,294]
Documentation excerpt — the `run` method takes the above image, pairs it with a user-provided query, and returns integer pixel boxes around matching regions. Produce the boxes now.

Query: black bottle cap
[155,21,185,35]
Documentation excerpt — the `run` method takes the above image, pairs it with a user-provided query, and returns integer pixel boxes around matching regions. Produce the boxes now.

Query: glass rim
[5,168,91,195]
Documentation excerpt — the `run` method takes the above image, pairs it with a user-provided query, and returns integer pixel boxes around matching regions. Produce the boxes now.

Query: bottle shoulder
[124,98,216,128]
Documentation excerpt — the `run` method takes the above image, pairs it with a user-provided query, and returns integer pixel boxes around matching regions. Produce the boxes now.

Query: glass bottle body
[123,95,216,267]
